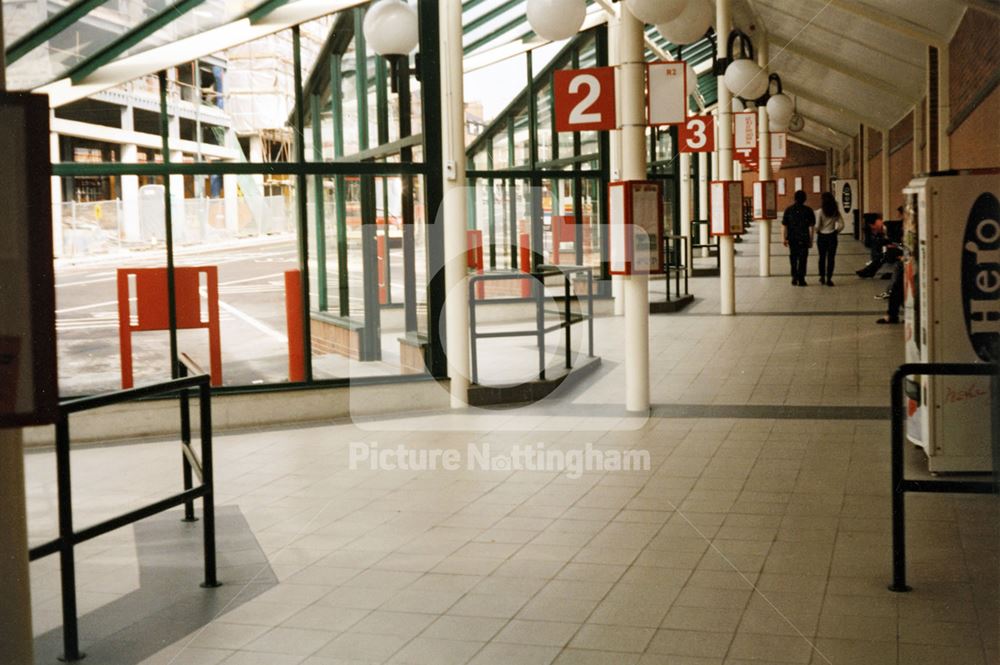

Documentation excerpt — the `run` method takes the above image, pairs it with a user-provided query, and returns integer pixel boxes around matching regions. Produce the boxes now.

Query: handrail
[888,362,998,593]
[468,265,595,385]
[28,372,219,662]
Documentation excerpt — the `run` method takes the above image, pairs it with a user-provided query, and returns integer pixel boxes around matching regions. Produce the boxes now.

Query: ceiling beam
[767,37,916,101]
[787,133,836,152]
[781,84,887,128]
[799,114,852,141]
[826,0,947,48]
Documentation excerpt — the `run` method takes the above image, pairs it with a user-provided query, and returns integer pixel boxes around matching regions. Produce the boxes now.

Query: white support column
[757,38,772,277]
[442,0,469,408]
[697,150,709,257]
[716,0,735,315]
[609,9,625,315]
[50,119,64,258]
[223,174,239,235]
[168,112,186,244]
[620,3,649,412]
[847,136,854,179]
[679,152,692,276]
[249,134,265,235]
[120,105,141,242]
[937,44,950,170]
[881,129,891,216]
[861,125,870,215]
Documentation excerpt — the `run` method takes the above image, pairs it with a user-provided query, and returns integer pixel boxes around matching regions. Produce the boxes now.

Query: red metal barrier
[116,266,222,388]
[284,270,306,383]
[519,232,532,297]
[467,229,485,299]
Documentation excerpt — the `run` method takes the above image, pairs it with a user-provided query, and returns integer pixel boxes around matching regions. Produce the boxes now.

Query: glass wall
[38,4,444,396]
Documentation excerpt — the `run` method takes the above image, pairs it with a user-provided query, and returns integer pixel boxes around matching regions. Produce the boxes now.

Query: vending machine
[902,172,999,472]
[831,178,858,238]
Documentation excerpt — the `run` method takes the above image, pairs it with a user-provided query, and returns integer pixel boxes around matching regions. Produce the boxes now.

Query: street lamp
[720,30,768,100]
[363,0,420,334]
[525,0,586,42]
[765,75,794,127]
[362,0,419,56]
[655,0,712,46]
[625,0,688,25]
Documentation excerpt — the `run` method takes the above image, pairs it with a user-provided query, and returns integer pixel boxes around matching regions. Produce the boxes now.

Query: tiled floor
[26,228,998,665]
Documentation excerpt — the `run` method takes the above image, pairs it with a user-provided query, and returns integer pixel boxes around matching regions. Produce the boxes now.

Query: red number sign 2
[678,116,715,153]
[554,67,617,132]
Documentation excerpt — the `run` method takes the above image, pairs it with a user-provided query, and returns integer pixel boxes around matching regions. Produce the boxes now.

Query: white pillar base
[758,220,771,277]
[720,235,736,315]
[624,275,649,412]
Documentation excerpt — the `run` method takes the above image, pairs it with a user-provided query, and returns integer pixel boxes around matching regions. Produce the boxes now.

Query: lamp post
[364,1,421,348]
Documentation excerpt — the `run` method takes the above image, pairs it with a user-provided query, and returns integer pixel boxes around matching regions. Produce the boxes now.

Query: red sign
[735,146,758,168]
[678,116,714,153]
[554,67,617,132]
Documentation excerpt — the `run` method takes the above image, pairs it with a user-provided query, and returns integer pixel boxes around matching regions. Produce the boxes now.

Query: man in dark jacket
[782,190,816,286]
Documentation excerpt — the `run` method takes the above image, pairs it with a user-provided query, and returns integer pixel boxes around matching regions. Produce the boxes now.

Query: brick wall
[950,8,1000,122]
[947,7,1000,170]
[741,141,826,211]
[868,151,882,215]
[950,86,1000,170]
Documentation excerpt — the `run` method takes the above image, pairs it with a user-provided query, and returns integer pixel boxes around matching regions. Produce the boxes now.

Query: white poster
[647,61,687,126]
[733,111,757,150]
[710,182,727,235]
[813,175,822,193]
[609,185,626,273]
[778,178,786,195]
[794,177,803,192]
[770,132,787,159]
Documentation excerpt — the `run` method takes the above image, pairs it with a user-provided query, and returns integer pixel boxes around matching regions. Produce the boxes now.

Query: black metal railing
[690,220,720,275]
[469,265,595,385]
[888,362,998,593]
[662,234,690,303]
[28,363,219,662]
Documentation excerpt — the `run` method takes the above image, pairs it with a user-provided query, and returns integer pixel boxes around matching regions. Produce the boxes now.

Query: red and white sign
[753,180,778,219]
[554,67,617,132]
[710,180,744,236]
[679,116,715,153]
[733,111,757,150]
[735,146,758,168]
[647,61,688,126]
[608,180,664,275]
[770,132,787,159]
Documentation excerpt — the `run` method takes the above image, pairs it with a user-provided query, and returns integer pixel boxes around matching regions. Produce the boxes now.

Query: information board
[647,61,688,126]
[0,93,58,427]
[608,181,664,275]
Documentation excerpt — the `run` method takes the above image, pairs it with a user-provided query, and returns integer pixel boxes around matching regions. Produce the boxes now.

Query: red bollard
[519,232,532,298]
[284,270,305,383]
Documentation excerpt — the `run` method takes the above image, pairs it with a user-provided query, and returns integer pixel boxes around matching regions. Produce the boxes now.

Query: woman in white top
[816,192,845,286]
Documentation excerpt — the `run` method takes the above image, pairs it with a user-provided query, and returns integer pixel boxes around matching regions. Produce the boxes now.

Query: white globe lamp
[766,92,794,125]
[363,0,419,56]
[724,58,768,99]
[526,0,587,42]
[625,0,688,25]
[769,117,789,132]
[655,0,712,45]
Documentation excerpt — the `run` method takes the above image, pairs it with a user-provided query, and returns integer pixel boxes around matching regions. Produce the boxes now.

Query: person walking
[816,191,845,285]
[782,190,816,286]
